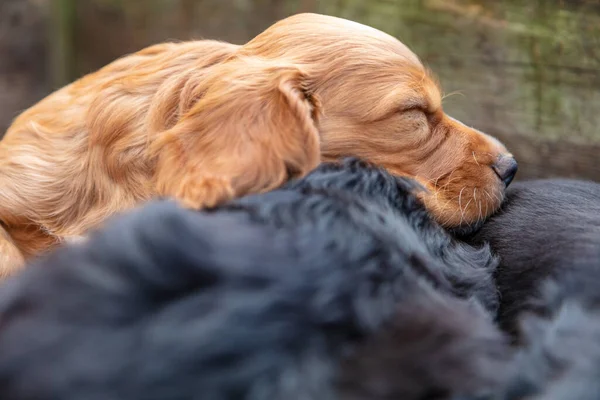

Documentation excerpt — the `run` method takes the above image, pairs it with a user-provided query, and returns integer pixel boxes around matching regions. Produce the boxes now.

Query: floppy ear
[0,225,25,277]
[150,58,321,209]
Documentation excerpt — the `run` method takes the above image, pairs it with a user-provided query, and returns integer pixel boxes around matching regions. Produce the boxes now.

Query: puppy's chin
[446,219,486,239]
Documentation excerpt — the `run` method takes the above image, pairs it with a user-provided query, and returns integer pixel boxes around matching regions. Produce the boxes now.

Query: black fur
[0,158,507,400]
[466,179,600,338]
[466,179,600,400]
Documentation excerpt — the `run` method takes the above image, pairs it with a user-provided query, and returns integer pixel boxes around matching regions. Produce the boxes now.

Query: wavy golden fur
[0,13,514,275]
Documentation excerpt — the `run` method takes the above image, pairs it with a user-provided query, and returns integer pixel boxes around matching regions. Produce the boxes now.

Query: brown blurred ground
[1,0,599,181]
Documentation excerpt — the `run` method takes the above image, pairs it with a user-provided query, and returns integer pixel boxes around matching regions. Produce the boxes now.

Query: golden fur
[0,13,513,275]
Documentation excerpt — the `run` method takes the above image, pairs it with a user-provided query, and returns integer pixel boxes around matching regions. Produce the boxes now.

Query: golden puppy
[0,13,516,275]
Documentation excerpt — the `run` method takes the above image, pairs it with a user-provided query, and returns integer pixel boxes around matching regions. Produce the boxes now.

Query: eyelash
[400,105,424,113]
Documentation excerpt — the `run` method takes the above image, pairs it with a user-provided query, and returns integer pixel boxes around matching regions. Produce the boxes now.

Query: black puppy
[467,179,600,400]
[467,179,600,337]
[0,158,508,400]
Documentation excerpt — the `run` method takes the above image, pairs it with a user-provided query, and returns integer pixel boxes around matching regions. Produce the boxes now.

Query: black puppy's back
[467,178,600,337]
[466,179,600,400]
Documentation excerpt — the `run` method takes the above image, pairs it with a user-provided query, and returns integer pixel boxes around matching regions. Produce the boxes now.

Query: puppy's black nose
[492,154,518,187]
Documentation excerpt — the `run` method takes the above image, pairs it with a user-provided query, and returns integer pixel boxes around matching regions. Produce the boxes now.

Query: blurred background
[1,0,599,181]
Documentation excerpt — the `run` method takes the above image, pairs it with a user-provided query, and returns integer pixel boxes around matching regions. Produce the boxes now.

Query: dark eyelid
[398,98,428,113]
[373,103,427,124]
[398,104,426,114]
[399,105,442,127]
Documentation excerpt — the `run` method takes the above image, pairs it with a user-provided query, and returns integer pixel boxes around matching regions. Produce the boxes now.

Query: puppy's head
[240,13,516,230]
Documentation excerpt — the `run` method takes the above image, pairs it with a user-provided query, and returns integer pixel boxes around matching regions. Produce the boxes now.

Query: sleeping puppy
[0,159,509,400]
[466,179,600,400]
[0,13,516,275]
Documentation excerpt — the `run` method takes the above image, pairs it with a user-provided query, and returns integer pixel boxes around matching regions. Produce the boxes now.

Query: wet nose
[492,154,518,187]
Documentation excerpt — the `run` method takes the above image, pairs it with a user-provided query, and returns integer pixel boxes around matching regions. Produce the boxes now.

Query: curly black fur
[0,158,508,400]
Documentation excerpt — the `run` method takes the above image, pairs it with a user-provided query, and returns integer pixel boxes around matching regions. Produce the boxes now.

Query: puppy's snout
[492,154,518,187]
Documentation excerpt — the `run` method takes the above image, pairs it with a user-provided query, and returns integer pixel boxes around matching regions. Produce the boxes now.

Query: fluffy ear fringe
[0,224,25,277]
[151,57,322,209]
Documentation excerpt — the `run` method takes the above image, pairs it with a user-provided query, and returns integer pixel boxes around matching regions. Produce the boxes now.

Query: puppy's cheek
[411,178,455,225]
[414,189,453,226]
[414,170,503,229]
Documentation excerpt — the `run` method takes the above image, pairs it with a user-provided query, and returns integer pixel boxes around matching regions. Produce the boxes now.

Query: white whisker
[475,188,483,222]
